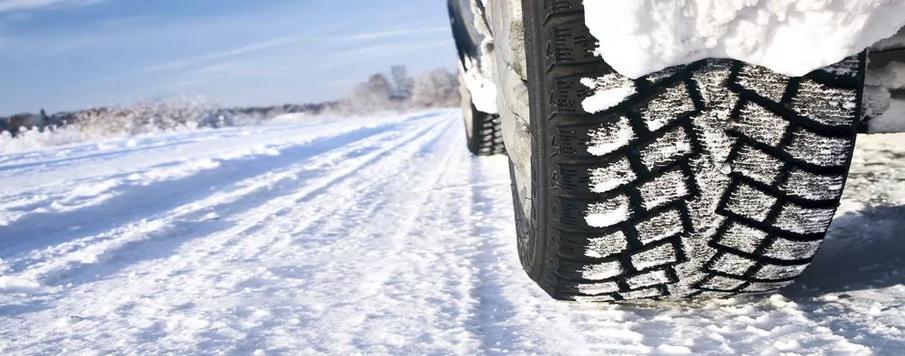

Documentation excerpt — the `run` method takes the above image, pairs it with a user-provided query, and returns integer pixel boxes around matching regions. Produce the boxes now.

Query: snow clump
[584,0,905,78]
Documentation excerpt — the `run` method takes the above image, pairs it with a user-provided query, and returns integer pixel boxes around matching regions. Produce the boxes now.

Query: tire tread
[519,0,864,301]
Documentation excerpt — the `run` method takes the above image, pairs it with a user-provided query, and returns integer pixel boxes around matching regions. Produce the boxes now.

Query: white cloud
[341,27,449,41]
[142,36,301,73]
[0,0,103,12]
[331,40,453,60]
[140,26,448,75]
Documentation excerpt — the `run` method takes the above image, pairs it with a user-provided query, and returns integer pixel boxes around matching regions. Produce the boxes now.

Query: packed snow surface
[1,110,905,354]
[584,0,905,78]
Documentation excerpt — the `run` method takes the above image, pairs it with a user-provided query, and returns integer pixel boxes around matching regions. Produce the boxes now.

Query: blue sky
[0,0,456,115]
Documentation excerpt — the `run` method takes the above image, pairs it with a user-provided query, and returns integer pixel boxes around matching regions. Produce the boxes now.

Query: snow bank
[0,98,218,154]
[0,122,203,155]
[0,126,96,153]
[584,0,905,78]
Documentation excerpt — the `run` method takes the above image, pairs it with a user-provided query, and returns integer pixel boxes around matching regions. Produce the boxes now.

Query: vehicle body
[449,0,905,302]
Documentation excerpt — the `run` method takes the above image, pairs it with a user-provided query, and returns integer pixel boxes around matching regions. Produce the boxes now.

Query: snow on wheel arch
[583,0,905,79]
[461,55,499,114]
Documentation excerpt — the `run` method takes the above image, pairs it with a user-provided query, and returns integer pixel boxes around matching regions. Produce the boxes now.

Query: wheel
[449,0,506,156]
[459,69,506,156]
[487,0,866,302]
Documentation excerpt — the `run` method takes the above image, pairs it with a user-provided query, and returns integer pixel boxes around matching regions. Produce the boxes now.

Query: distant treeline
[0,102,336,137]
[0,66,459,137]
[336,65,460,115]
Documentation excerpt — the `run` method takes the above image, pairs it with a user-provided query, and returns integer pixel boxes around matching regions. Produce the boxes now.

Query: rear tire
[460,71,506,156]
[514,0,865,301]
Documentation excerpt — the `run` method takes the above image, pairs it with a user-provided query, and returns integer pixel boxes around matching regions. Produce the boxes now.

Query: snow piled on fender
[584,0,905,78]
[461,55,499,114]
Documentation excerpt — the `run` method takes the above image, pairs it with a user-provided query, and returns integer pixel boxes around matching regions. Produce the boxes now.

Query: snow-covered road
[1,110,903,355]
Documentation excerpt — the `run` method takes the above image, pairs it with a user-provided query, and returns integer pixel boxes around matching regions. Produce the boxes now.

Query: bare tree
[410,69,460,108]
[339,73,396,114]
[333,67,461,114]
[390,65,414,101]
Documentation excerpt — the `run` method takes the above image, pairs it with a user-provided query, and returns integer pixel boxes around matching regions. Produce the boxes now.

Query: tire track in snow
[0,114,424,234]
[0,122,331,174]
[0,112,462,354]
[177,113,478,353]
[1,114,902,355]
[1,113,449,284]
[0,119,409,247]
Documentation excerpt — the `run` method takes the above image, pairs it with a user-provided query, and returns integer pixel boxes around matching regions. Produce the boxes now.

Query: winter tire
[459,71,506,156]
[449,0,506,157]
[511,0,866,302]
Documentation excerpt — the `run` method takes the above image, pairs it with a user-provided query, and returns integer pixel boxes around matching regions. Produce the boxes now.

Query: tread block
[735,65,789,102]
[619,287,663,300]
[630,243,678,270]
[582,261,624,280]
[700,275,747,290]
[725,183,778,222]
[780,169,845,201]
[587,116,635,156]
[753,264,809,280]
[588,158,637,193]
[786,128,853,167]
[817,56,861,80]
[691,62,735,108]
[584,194,632,228]
[585,230,629,258]
[690,112,735,164]
[636,209,684,245]
[792,79,859,127]
[626,270,671,289]
[580,74,637,115]
[639,126,694,171]
[735,101,790,147]
[640,82,696,131]
[774,203,836,235]
[638,169,690,210]
[716,222,768,253]
[733,145,783,185]
[577,282,620,295]
[709,252,757,276]
[763,237,823,260]
[643,66,684,86]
